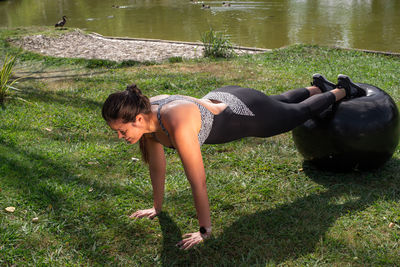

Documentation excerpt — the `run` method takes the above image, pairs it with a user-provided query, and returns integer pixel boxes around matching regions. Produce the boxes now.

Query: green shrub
[0,54,22,104]
[201,28,235,58]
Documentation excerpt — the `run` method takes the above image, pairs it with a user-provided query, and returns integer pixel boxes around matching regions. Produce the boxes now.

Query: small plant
[201,28,235,58]
[0,54,23,104]
[168,56,183,63]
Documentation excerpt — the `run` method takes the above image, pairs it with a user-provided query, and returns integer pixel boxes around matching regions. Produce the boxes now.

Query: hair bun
[126,83,142,95]
[126,83,137,90]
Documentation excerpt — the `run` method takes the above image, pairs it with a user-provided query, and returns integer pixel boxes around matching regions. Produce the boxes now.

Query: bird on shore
[222,2,230,7]
[55,16,67,28]
[202,4,210,9]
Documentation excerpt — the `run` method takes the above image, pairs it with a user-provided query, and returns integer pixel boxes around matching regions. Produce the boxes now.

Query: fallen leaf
[45,128,52,132]
[88,187,94,192]
[389,222,395,228]
[32,217,39,223]
[5,207,15,213]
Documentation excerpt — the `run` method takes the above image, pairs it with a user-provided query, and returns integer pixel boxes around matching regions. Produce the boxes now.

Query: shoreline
[89,32,271,53]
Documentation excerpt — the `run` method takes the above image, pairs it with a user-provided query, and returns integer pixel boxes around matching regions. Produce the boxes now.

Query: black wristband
[199,226,212,238]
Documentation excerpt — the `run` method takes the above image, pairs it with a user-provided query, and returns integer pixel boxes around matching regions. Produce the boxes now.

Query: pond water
[1,0,399,52]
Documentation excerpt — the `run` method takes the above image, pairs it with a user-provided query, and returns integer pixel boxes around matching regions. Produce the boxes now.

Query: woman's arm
[174,128,211,227]
[147,136,167,212]
[167,105,212,249]
[130,135,166,219]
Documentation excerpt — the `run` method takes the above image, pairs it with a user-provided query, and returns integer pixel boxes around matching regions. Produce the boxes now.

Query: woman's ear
[134,114,145,125]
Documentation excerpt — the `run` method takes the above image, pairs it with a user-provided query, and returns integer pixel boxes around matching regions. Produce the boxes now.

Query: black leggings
[204,86,336,144]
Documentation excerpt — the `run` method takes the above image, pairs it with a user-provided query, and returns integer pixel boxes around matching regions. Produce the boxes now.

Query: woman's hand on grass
[176,231,206,250]
[129,207,159,219]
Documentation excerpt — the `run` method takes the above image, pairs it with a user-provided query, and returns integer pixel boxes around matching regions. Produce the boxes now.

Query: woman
[101,74,365,250]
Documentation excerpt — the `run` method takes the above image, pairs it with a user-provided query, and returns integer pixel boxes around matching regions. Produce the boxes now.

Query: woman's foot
[337,74,366,99]
[311,73,336,92]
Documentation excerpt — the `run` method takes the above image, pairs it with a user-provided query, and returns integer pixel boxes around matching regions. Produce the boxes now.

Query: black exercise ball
[293,83,400,171]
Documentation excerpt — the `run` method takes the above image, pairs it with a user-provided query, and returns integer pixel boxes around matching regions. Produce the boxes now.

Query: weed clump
[201,28,235,58]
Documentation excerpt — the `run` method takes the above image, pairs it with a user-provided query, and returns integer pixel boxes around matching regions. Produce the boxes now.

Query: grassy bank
[1,27,400,266]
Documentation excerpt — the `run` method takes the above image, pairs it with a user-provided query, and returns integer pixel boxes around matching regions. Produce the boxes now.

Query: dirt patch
[10,30,268,63]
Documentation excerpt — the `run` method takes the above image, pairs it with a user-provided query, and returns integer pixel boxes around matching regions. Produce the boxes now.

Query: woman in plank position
[102,74,364,249]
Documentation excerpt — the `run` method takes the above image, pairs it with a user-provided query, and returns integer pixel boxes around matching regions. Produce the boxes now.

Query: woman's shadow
[159,158,400,265]
[158,212,185,265]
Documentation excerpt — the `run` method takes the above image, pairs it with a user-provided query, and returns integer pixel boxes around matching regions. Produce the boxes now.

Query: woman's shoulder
[160,101,201,132]
[150,94,202,135]
[163,100,199,118]
[149,94,170,102]
[151,95,199,111]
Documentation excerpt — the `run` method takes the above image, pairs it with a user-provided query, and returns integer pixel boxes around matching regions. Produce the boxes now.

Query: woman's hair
[102,83,151,123]
[102,84,151,163]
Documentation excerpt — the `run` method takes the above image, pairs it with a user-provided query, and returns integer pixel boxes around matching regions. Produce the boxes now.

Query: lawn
[1,27,400,266]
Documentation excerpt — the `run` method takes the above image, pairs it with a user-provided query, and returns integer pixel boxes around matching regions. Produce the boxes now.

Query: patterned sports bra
[150,95,214,146]
[150,91,254,147]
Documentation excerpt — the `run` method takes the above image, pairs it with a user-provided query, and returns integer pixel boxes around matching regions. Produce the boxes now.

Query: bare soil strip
[11,29,270,62]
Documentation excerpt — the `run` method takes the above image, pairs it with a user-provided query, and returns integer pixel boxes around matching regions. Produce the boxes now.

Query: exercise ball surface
[293,83,400,171]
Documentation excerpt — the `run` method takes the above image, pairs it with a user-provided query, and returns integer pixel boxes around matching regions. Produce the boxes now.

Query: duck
[222,2,230,7]
[202,4,210,8]
[55,16,67,28]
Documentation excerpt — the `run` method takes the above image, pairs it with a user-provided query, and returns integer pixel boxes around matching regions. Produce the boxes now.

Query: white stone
[5,207,15,213]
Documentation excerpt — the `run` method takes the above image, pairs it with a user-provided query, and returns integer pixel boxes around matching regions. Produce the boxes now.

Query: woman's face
[108,117,145,144]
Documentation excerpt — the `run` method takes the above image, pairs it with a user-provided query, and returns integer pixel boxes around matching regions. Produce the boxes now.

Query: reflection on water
[0,0,399,52]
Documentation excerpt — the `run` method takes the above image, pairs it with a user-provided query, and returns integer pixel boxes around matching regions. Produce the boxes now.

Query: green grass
[1,27,400,266]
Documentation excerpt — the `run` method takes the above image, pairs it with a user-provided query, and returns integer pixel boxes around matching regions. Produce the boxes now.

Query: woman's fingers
[182,233,193,238]
[182,238,201,250]
[148,212,157,219]
[129,211,144,218]
[131,212,148,218]
[181,240,193,250]
[129,208,157,219]
[129,212,139,218]
[176,232,204,250]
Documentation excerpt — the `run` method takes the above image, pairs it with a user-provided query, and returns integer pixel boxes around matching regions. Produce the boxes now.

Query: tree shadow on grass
[17,68,108,81]
[158,158,400,265]
[0,136,151,264]
[18,84,104,111]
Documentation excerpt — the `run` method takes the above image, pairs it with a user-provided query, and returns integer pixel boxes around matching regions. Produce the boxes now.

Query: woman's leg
[255,88,346,137]
[270,86,322,103]
[203,86,347,143]
[272,73,337,103]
